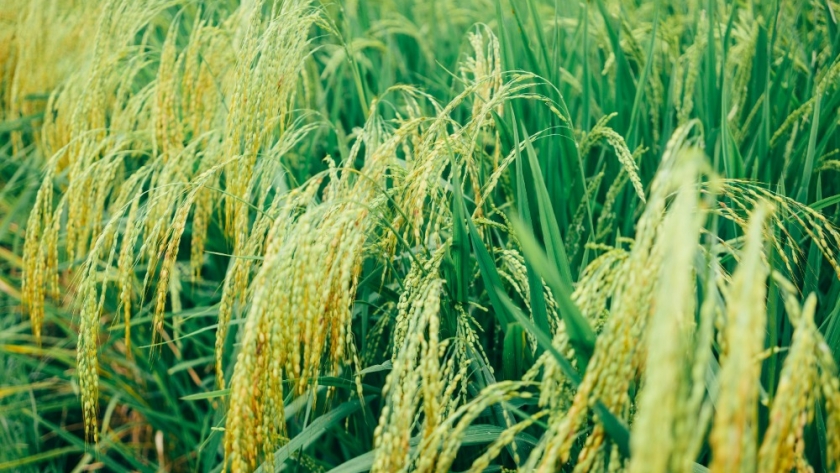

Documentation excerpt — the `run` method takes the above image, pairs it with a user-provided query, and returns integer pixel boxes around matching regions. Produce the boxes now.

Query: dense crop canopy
[2,0,840,472]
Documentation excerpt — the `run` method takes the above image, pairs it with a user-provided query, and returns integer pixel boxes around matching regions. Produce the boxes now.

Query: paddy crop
[2,1,840,472]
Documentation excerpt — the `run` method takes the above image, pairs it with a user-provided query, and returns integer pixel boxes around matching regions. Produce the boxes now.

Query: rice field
[2,0,840,471]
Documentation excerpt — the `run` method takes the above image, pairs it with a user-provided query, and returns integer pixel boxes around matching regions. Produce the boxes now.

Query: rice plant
[2,0,840,471]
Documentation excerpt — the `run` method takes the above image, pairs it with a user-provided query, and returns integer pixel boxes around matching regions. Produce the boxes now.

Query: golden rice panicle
[571,246,626,333]
[152,14,185,158]
[677,240,723,470]
[221,0,317,247]
[376,249,477,473]
[180,16,233,141]
[594,170,629,242]
[2,0,102,154]
[117,191,143,357]
[525,123,702,471]
[675,10,707,125]
[709,202,773,473]
[770,59,840,148]
[151,162,219,344]
[183,24,235,280]
[416,381,533,473]
[21,168,56,343]
[62,1,167,263]
[75,199,136,443]
[575,153,706,473]
[74,199,136,443]
[224,199,370,471]
[0,1,24,118]
[393,31,533,245]
[579,113,645,202]
[20,0,277,442]
[217,183,326,462]
[460,25,503,124]
[565,172,604,261]
[213,187,305,389]
[758,290,819,473]
[524,129,692,472]
[759,271,840,473]
[391,99,460,245]
[21,0,177,342]
[725,11,757,128]
[372,250,446,473]
[719,181,840,279]
[628,150,705,473]
[818,334,840,470]
[189,185,213,281]
[601,128,645,203]
[224,117,397,470]
[77,275,101,444]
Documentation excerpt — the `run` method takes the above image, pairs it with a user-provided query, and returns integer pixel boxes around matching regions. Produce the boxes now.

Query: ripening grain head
[709,202,772,473]
[9,2,840,472]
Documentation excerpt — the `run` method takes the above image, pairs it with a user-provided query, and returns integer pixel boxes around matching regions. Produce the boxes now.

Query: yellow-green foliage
[4,0,840,472]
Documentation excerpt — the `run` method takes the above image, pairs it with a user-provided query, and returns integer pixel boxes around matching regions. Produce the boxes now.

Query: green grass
[2,0,840,471]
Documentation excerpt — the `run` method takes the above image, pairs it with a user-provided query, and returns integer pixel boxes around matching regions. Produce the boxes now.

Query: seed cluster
[9,1,840,472]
